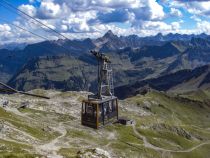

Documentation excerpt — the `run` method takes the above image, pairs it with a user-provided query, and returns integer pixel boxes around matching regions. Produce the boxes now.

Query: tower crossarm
[90,50,111,63]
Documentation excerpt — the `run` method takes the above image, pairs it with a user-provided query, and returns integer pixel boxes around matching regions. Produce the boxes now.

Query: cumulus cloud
[23,0,165,31]
[171,21,180,30]
[1,0,210,45]
[0,24,11,32]
[57,0,143,11]
[95,9,130,23]
[18,4,37,17]
[61,11,97,32]
[196,21,210,34]
[190,15,202,22]
[146,0,165,20]
[93,0,142,9]
[169,0,210,17]
[37,1,62,19]
[53,0,165,25]
[141,21,172,31]
[170,8,182,17]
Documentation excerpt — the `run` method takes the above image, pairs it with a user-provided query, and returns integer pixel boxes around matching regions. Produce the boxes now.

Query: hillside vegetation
[1,89,210,158]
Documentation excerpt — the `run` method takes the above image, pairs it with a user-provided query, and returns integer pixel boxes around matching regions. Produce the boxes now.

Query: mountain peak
[103,30,116,38]
[156,33,163,37]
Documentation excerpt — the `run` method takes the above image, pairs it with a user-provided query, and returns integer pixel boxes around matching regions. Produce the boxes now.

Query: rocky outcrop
[77,148,111,158]
[151,123,192,140]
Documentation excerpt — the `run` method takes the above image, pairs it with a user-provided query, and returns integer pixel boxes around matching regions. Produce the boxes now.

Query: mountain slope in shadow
[115,65,210,99]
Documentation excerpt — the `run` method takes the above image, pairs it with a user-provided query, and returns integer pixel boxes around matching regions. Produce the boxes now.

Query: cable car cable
[0,17,72,55]
[0,0,70,40]
[0,1,77,54]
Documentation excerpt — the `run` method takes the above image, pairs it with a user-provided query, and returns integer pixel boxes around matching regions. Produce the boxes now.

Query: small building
[118,117,135,126]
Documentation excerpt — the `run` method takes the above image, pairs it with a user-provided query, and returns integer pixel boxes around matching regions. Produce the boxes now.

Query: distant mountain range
[115,65,210,99]
[0,42,28,50]
[1,30,210,94]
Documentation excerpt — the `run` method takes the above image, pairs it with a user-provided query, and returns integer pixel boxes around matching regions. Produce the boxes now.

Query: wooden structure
[81,51,119,129]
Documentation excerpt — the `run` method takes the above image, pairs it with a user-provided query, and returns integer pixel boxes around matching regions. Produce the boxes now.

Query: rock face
[0,97,9,108]
[151,123,192,140]
[8,56,97,92]
[77,148,111,158]
[0,121,4,132]
[115,65,210,99]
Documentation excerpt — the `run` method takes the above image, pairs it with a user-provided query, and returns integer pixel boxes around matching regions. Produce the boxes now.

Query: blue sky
[0,0,209,45]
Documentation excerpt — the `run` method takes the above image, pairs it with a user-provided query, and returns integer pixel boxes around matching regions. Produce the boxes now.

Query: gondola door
[82,101,98,129]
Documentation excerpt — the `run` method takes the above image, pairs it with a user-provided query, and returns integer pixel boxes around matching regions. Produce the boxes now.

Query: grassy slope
[58,90,210,158]
[1,90,210,158]
[0,107,60,141]
[0,139,38,158]
[125,91,210,158]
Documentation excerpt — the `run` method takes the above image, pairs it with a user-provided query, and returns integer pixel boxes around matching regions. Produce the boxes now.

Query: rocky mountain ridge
[115,64,210,99]
[1,31,210,93]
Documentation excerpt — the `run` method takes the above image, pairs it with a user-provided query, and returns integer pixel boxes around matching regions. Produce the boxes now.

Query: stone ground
[1,89,210,158]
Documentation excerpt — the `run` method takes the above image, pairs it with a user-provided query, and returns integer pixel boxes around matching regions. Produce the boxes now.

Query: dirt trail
[36,122,67,158]
[132,124,210,153]
[5,107,28,118]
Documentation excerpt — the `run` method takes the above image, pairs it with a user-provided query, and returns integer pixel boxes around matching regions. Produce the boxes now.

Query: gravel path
[132,124,210,153]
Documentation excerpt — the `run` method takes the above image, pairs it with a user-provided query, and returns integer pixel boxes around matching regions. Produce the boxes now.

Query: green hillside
[1,89,210,157]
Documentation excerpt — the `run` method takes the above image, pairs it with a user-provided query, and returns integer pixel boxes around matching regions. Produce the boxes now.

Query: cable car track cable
[0,0,70,40]
[0,1,81,57]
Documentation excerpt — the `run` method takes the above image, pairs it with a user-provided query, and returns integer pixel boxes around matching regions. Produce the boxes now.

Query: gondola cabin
[82,96,118,129]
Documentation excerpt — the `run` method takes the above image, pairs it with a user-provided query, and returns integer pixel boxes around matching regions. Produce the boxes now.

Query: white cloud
[169,0,210,17]
[93,0,143,9]
[147,0,165,20]
[0,24,11,32]
[196,21,210,34]
[57,0,143,11]
[61,11,97,32]
[18,4,37,17]
[141,21,172,32]
[190,15,202,22]
[126,0,165,23]
[171,21,180,30]
[61,25,68,31]
[170,8,182,17]
[38,1,61,19]
[54,0,165,24]
[1,0,210,45]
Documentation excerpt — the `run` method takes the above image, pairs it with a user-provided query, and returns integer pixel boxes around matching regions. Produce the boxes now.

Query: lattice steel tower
[90,50,114,99]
